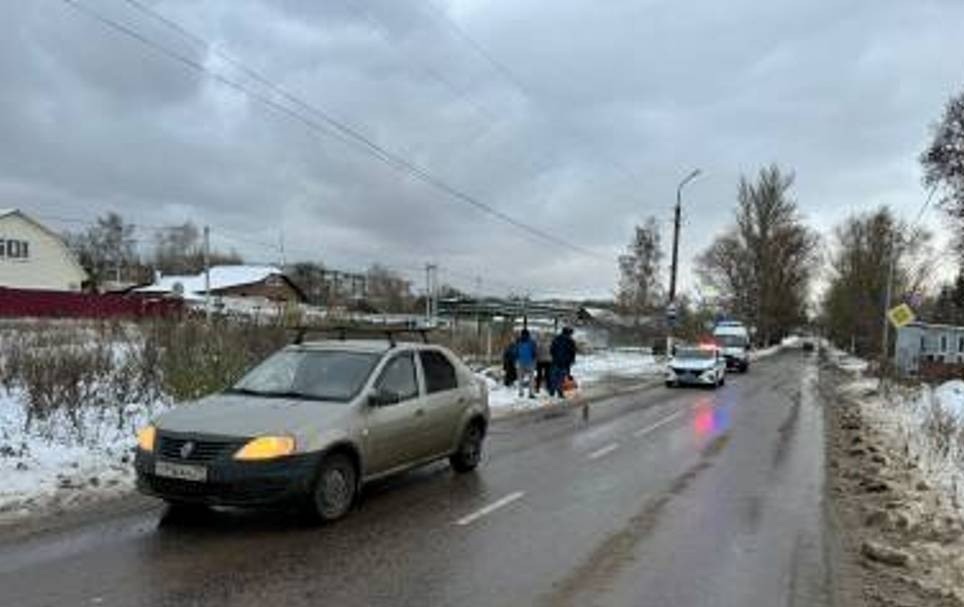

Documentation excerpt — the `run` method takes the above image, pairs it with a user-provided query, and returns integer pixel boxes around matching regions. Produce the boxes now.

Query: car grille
[157,435,246,463]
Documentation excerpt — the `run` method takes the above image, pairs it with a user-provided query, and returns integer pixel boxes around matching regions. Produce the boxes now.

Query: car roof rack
[289,325,432,348]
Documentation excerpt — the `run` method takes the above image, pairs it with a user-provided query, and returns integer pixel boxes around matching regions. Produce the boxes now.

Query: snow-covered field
[481,348,665,416]
[0,391,165,523]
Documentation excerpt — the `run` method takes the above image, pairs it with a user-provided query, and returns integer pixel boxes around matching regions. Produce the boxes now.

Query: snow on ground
[832,350,964,519]
[482,348,665,417]
[935,380,964,420]
[751,335,801,361]
[825,344,871,374]
[0,391,165,524]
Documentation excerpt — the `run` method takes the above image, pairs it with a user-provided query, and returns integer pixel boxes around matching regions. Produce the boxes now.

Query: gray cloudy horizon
[1,0,962,299]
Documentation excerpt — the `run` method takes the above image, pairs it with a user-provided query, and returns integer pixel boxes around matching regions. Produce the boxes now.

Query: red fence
[0,287,183,319]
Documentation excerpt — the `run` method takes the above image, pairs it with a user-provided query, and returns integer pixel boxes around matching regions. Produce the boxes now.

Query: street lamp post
[667,169,701,355]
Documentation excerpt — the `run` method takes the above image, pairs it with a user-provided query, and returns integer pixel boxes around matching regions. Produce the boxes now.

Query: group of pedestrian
[502,327,577,399]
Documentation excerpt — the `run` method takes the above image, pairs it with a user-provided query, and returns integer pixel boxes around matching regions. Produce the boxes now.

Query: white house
[895,321,964,376]
[0,209,87,291]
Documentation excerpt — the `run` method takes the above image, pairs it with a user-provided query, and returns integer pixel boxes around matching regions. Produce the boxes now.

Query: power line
[69,0,606,262]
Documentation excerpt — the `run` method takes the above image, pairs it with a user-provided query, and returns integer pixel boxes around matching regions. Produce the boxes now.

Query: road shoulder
[823,364,964,606]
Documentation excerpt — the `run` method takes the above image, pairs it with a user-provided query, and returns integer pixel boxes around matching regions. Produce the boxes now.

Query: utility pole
[425,263,438,326]
[881,187,937,385]
[668,169,701,354]
[203,225,211,320]
[880,230,899,384]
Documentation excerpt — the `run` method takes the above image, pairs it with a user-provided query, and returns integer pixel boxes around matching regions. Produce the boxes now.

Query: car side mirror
[369,387,401,407]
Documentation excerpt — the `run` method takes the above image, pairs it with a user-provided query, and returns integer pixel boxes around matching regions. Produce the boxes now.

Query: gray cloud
[1,0,963,298]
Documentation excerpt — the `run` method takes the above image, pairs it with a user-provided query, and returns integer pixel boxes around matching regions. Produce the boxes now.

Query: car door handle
[414,408,425,417]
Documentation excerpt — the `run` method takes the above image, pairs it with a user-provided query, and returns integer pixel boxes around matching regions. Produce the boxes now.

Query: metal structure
[436,297,579,325]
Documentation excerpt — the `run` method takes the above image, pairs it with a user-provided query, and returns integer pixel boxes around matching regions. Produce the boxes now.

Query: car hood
[155,393,355,438]
[670,359,716,371]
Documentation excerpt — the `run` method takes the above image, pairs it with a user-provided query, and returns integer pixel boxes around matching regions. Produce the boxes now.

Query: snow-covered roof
[0,209,16,218]
[134,265,284,298]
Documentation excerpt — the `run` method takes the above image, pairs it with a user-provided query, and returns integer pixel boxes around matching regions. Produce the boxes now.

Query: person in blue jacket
[514,328,537,399]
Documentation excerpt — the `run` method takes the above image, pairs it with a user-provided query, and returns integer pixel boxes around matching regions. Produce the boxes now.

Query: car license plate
[155,461,207,482]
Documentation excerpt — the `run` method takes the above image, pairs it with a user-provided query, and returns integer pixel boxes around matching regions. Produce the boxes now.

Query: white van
[713,321,751,373]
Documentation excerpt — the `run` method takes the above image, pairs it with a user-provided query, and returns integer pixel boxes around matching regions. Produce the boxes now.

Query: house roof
[135,265,294,300]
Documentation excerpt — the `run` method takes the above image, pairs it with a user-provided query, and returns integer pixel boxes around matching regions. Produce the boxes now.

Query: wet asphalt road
[0,350,829,607]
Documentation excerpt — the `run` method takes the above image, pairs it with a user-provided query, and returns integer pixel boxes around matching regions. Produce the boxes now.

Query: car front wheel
[309,453,357,522]
[450,422,484,473]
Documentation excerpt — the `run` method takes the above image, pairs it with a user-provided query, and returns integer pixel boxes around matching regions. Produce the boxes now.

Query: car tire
[665,381,675,388]
[719,375,726,387]
[450,422,484,473]
[308,453,357,523]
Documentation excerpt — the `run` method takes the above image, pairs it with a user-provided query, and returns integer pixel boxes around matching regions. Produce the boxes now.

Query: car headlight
[234,436,296,461]
[136,425,156,452]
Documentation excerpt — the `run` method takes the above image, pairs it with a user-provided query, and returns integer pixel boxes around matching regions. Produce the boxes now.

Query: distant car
[712,321,751,373]
[666,344,727,388]
[802,339,816,353]
[134,337,490,522]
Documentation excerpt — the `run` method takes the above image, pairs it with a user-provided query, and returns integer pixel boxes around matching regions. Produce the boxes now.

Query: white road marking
[633,411,684,438]
[587,442,621,460]
[455,491,525,526]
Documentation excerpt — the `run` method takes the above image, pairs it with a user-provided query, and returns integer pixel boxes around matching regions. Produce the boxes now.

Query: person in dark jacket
[502,340,518,387]
[549,327,577,398]
[514,329,537,398]
[535,331,553,394]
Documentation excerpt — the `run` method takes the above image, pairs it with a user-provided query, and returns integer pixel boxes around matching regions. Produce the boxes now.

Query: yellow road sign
[887,303,915,329]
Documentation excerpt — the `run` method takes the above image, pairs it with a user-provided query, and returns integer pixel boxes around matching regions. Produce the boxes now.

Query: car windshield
[675,348,715,360]
[715,334,748,347]
[230,350,379,402]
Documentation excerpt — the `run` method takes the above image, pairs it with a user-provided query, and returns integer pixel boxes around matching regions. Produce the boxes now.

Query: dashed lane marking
[632,411,684,438]
[455,491,525,526]
[587,442,621,460]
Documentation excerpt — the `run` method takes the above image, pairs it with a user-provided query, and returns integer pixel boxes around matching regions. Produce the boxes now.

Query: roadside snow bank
[750,335,800,361]
[935,380,964,420]
[0,391,165,523]
[835,375,964,522]
[482,349,664,416]
[826,346,870,374]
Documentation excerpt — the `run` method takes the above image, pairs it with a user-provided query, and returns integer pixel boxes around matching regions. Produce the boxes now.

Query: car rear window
[419,350,458,394]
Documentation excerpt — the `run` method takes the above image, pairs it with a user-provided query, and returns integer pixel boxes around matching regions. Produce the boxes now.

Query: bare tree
[922,90,964,257]
[616,217,663,323]
[696,165,820,345]
[286,261,329,306]
[820,207,932,356]
[65,212,139,287]
[152,221,241,275]
[366,264,414,313]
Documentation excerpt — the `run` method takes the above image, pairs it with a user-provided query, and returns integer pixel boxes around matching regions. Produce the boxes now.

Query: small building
[895,321,964,377]
[0,209,87,291]
[134,265,306,306]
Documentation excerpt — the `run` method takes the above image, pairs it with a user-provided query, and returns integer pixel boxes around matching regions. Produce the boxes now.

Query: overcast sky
[2,0,963,299]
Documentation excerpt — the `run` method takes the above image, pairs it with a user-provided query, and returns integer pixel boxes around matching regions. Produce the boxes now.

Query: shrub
[148,318,287,401]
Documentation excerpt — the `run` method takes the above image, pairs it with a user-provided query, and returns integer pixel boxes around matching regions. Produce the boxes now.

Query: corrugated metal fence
[0,287,182,319]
